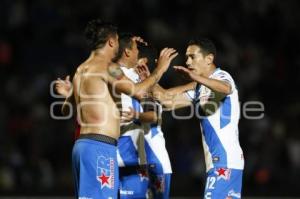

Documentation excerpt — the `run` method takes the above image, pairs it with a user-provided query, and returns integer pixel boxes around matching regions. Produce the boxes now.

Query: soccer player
[133,45,173,199]
[56,19,177,199]
[115,33,151,198]
[123,44,195,199]
[153,38,244,199]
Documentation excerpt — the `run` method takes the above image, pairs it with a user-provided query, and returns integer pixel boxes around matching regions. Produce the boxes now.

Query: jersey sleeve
[213,70,235,93]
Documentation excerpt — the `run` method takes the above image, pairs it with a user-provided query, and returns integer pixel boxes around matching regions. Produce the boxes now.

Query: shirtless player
[56,19,177,199]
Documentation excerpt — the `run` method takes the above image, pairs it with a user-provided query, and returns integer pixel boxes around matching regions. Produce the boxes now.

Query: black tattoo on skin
[108,65,124,80]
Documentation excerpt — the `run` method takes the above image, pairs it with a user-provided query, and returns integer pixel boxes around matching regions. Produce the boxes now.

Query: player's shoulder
[75,60,107,83]
[213,68,235,81]
[213,68,232,77]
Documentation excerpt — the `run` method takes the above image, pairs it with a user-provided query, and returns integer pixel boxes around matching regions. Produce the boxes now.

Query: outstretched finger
[121,111,130,116]
[121,117,130,123]
[140,65,149,73]
[165,49,177,58]
[173,65,185,70]
[163,48,173,56]
[159,48,168,57]
[169,52,178,60]
[173,66,189,73]
[55,80,62,85]
[136,66,142,74]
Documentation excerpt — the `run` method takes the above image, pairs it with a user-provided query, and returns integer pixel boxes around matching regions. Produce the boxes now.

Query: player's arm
[138,112,158,123]
[121,97,158,124]
[153,82,196,100]
[121,108,158,124]
[174,66,232,97]
[107,48,178,98]
[61,95,74,116]
[152,83,194,110]
[193,76,231,96]
[138,97,159,123]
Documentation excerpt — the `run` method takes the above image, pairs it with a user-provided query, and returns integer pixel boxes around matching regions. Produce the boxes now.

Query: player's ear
[124,48,131,57]
[205,53,214,65]
[108,37,116,48]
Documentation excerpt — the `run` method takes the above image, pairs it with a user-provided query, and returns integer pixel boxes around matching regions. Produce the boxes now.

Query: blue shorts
[117,127,172,198]
[148,173,171,199]
[119,166,149,199]
[72,134,118,199]
[145,128,172,199]
[204,168,243,199]
[118,133,150,198]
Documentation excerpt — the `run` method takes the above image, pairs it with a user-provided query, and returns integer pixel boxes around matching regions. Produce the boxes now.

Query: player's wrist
[132,110,141,124]
[65,88,73,98]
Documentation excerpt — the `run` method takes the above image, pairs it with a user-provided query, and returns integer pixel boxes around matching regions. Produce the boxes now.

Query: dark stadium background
[1,0,300,197]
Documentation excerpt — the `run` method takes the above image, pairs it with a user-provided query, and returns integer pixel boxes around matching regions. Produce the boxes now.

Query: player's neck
[204,64,216,77]
[92,47,114,61]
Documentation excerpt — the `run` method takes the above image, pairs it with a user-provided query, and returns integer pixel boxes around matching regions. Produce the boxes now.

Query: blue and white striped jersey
[185,68,244,171]
[117,66,146,167]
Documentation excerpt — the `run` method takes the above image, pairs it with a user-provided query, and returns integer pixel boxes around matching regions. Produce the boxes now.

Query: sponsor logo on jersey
[212,156,220,163]
[228,189,241,198]
[120,189,134,195]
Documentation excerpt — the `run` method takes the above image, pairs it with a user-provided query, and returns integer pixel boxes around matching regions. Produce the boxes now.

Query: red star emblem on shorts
[138,168,148,181]
[217,168,226,176]
[155,180,162,190]
[98,172,110,185]
[154,177,164,192]
[139,169,148,177]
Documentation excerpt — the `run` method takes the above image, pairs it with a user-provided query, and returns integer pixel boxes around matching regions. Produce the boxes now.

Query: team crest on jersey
[199,87,210,103]
[215,168,231,181]
[96,156,115,189]
[212,156,220,163]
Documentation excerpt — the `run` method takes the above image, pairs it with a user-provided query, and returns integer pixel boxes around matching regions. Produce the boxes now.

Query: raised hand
[156,48,178,72]
[173,66,198,81]
[132,36,148,46]
[135,64,150,81]
[55,75,73,98]
[121,107,139,123]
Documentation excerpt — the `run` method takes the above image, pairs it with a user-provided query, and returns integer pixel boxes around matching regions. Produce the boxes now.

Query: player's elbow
[220,84,232,95]
[140,112,158,123]
[133,90,147,100]
[150,113,158,123]
[161,101,176,111]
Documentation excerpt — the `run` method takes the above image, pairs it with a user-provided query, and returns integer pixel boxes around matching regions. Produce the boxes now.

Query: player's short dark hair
[84,19,118,50]
[138,43,158,71]
[188,38,216,57]
[115,32,135,61]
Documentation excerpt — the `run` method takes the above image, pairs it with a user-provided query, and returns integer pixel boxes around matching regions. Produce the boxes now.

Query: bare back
[73,56,121,139]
